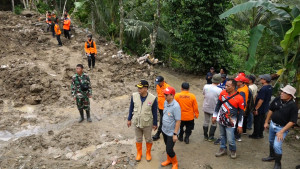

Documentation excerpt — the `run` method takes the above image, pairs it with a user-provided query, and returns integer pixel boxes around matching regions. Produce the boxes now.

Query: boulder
[25,95,42,105]
[30,84,44,93]
[21,10,36,17]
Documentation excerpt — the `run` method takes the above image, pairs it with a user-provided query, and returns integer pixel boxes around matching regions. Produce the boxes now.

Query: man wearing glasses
[127,80,158,162]
[262,85,298,169]
[161,87,181,169]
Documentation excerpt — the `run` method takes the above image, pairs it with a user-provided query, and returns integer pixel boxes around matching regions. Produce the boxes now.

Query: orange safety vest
[156,82,170,110]
[63,18,71,30]
[237,85,249,111]
[175,91,199,121]
[85,40,97,54]
[46,16,52,23]
[54,24,61,35]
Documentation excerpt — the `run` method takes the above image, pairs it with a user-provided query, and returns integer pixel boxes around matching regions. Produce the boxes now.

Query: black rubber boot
[86,110,92,122]
[178,131,184,142]
[273,153,282,169]
[184,135,190,144]
[203,126,209,140]
[152,132,161,141]
[78,109,84,123]
[262,146,275,162]
[208,125,217,141]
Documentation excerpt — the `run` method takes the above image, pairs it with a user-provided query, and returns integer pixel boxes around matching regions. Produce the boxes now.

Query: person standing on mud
[152,76,170,141]
[175,82,199,144]
[127,80,158,162]
[262,85,298,169]
[161,86,181,169]
[249,74,272,139]
[85,34,97,71]
[213,79,244,159]
[71,64,92,122]
[54,19,62,46]
[46,11,52,32]
[63,14,71,39]
[203,74,222,141]
[50,12,56,38]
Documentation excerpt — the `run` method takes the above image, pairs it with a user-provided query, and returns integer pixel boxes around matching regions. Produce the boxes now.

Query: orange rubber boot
[146,142,153,162]
[171,155,178,169]
[161,155,172,166]
[136,142,142,162]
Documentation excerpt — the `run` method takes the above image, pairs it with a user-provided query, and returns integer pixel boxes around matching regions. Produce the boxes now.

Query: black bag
[77,76,89,92]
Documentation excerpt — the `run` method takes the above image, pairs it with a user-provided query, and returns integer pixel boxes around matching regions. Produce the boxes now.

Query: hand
[152,126,157,131]
[195,114,199,119]
[264,123,269,130]
[173,135,178,143]
[276,132,284,142]
[237,127,243,134]
[253,110,258,116]
[212,117,217,124]
[127,121,131,128]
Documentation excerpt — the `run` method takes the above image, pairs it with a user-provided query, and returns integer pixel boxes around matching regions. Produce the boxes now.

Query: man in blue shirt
[249,74,272,139]
[127,80,158,162]
[206,67,216,84]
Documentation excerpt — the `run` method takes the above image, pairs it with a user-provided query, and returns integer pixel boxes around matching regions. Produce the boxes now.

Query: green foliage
[14,5,23,15]
[36,0,52,14]
[280,15,300,52]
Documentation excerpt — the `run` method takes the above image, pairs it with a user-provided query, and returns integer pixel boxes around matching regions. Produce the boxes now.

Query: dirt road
[0,11,299,169]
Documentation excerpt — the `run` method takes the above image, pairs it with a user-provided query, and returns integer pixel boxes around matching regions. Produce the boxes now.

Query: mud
[0,11,299,169]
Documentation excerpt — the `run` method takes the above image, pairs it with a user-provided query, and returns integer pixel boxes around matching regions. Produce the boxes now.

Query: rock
[25,95,42,105]
[30,84,44,93]
[21,10,35,17]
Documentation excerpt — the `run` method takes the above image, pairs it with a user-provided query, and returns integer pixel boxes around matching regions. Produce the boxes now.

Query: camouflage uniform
[71,73,92,111]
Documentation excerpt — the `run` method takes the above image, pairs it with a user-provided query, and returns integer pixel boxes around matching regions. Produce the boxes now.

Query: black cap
[181,82,190,90]
[247,75,256,82]
[136,80,149,88]
[155,76,164,83]
[87,34,92,38]
[210,67,215,70]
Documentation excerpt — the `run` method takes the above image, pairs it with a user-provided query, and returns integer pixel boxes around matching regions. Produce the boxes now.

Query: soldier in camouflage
[71,64,93,123]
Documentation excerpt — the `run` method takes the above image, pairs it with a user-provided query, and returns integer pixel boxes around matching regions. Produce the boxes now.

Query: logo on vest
[147,102,152,106]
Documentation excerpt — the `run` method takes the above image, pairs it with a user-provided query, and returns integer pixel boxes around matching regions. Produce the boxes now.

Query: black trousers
[179,120,194,137]
[51,24,55,37]
[88,53,95,68]
[56,35,62,45]
[242,115,248,133]
[156,109,164,135]
[163,132,176,158]
[252,113,266,137]
[64,29,70,39]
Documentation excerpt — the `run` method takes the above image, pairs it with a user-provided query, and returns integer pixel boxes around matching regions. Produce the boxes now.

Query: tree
[149,0,161,57]
[11,0,15,13]
[119,0,124,50]
[166,0,230,72]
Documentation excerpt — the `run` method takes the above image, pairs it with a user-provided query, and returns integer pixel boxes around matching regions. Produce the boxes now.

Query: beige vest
[132,92,156,128]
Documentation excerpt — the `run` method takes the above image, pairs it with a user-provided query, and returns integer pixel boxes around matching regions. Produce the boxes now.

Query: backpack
[245,89,255,115]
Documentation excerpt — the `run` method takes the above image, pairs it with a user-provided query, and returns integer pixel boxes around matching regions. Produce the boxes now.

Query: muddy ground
[0,11,299,169]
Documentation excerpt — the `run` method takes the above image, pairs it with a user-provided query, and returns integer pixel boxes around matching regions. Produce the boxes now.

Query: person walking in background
[217,74,227,90]
[213,79,244,159]
[206,67,216,84]
[46,11,52,32]
[84,34,97,71]
[54,19,62,46]
[63,14,71,39]
[249,74,272,139]
[234,74,249,141]
[161,87,181,169]
[50,12,56,38]
[175,82,199,144]
[71,64,92,123]
[262,85,298,169]
[203,74,222,141]
[247,75,258,130]
[127,80,158,162]
[153,76,170,141]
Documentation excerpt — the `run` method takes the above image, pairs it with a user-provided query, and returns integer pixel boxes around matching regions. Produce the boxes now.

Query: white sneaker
[236,138,242,142]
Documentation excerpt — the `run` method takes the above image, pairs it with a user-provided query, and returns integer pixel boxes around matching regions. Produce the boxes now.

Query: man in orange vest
[63,14,71,39]
[54,19,62,46]
[84,34,97,71]
[234,74,249,142]
[152,76,170,141]
[175,82,199,144]
[46,11,52,32]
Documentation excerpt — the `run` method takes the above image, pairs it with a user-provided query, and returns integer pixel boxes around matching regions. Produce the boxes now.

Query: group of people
[68,40,298,168]
[46,11,71,46]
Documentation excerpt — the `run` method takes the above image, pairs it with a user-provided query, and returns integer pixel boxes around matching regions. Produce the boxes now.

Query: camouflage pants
[76,97,90,111]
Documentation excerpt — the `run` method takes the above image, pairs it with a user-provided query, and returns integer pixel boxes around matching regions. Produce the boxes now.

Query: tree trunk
[62,0,68,18]
[119,0,124,50]
[22,0,27,9]
[26,0,29,9]
[12,0,15,13]
[150,0,161,57]
[92,10,95,32]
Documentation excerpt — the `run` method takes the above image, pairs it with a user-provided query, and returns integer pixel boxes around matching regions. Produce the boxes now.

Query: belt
[272,121,283,127]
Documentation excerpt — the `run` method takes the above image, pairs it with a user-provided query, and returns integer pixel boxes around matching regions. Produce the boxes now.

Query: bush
[14,5,23,15]
[36,0,52,14]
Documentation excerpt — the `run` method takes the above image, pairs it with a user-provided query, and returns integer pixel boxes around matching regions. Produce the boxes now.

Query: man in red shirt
[212,79,244,159]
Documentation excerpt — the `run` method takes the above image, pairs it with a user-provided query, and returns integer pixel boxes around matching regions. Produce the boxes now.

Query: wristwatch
[173,133,177,136]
